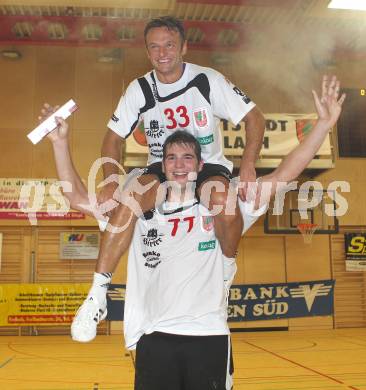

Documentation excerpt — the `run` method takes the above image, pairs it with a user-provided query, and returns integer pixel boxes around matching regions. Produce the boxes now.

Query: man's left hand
[238,162,257,201]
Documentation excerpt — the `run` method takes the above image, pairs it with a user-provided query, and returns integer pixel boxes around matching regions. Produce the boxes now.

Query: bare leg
[96,174,161,272]
[71,174,161,342]
[199,176,243,258]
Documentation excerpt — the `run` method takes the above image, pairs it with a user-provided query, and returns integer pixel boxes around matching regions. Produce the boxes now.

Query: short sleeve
[107,79,146,139]
[210,71,256,126]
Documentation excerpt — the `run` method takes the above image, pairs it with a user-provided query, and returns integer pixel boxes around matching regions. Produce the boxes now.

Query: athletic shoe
[71,296,107,342]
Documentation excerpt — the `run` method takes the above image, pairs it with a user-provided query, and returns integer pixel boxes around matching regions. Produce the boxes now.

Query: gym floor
[1,328,365,390]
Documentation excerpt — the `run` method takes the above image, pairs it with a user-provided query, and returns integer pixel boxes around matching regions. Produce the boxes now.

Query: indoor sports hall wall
[0,44,365,334]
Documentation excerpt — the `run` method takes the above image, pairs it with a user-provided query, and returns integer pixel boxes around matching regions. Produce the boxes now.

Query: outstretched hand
[48,116,69,142]
[238,162,256,202]
[38,103,69,143]
[312,75,346,128]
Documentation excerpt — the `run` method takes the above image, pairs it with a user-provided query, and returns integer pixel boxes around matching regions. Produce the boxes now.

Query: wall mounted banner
[106,279,335,322]
[60,232,100,260]
[0,284,89,326]
[226,280,334,321]
[0,280,334,326]
[126,114,331,158]
[0,178,85,221]
[0,232,2,272]
[344,233,366,271]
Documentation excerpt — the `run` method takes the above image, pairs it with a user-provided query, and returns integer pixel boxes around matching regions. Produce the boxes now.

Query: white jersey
[123,199,267,350]
[108,63,256,172]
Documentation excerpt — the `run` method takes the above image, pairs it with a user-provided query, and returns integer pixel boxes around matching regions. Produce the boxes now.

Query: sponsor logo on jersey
[143,250,161,268]
[198,240,216,251]
[146,120,164,138]
[197,134,214,145]
[193,108,209,129]
[142,228,164,247]
[152,82,158,100]
[233,86,251,104]
[201,216,214,232]
[148,142,163,159]
[111,114,119,123]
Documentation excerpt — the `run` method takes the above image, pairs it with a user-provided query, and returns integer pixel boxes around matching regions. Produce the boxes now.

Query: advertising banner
[106,280,335,322]
[126,114,331,158]
[0,178,85,221]
[0,284,89,326]
[60,232,100,260]
[0,232,2,271]
[345,233,366,271]
[0,280,334,326]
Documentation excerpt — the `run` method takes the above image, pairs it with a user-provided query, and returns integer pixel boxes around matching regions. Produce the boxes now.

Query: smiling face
[162,142,203,189]
[145,26,187,83]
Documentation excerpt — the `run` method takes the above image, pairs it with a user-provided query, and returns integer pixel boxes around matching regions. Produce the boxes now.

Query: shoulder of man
[187,62,223,80]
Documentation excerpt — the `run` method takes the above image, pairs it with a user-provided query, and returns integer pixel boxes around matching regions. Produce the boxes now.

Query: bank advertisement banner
[226,279,334,321]
[106,279,335,322]
[344,233,366,271]
[0,280,334,326]
[126,114,331,158]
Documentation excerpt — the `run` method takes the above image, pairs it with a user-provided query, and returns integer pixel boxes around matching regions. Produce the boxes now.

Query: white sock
[88,272,112,302]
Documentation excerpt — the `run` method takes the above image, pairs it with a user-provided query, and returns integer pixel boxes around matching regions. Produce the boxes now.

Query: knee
[209,189,229,207]
[214,208,242,226]
[199,178,230,208]
[109,195,141,220]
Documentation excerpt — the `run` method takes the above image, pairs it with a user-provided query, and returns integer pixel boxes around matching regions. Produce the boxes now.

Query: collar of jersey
[157,198,198,215]
[152,62,188,92]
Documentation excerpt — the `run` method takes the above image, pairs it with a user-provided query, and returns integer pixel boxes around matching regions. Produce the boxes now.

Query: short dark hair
[163,130,201,161]
[144,16,186,45]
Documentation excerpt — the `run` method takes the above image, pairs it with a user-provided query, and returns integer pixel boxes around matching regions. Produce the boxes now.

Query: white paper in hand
[27,99,78,144]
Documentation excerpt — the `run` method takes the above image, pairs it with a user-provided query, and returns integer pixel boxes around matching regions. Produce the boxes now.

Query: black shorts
[143,162,232,189]
[135,332,233,390]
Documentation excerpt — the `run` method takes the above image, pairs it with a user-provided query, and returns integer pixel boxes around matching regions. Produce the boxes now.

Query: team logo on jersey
[201,216,214,232]
[142,228,164,247]
[111,114,119,123]
[295,119,316,142]
[146,120,164,138]
[193,108,209,129]
[143,250,161,268]
[233,86,251,104]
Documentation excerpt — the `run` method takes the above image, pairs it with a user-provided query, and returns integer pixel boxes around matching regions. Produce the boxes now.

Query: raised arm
[99,130,123,205]
[44,114,96,217]
[256,75,345,207]
[239,106,266,200]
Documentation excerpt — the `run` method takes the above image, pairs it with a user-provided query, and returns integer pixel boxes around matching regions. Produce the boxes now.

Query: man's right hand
[48,117,69,143]
[38,103,59,123]
[39,103,70,143]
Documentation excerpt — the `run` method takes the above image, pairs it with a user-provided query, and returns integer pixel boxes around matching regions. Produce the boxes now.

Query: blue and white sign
[227,279,334,322]
[106,279,335,322]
